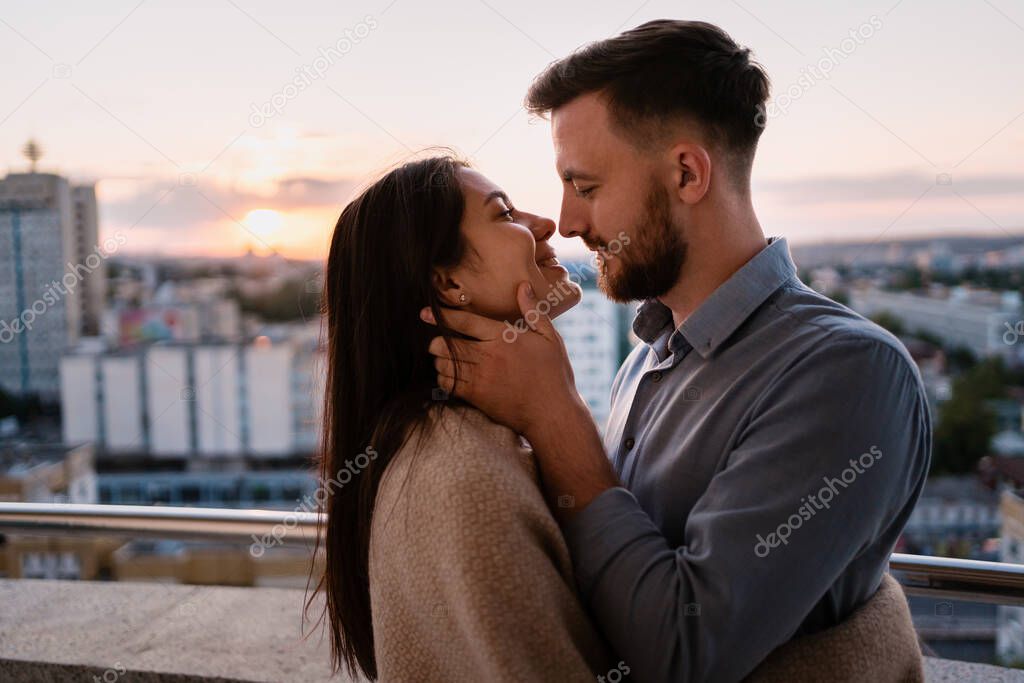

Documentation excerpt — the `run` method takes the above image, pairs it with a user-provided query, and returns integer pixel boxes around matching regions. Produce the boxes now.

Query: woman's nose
[522,212,556,242]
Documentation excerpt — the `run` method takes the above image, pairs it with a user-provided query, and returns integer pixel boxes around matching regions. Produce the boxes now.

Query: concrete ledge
[0,660,249,683]
[923,657,1024,682]
[0,579,348,682]
[2,578,1022,682]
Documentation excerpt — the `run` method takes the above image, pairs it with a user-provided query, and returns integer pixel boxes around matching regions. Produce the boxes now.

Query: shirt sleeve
[562,337,931,682]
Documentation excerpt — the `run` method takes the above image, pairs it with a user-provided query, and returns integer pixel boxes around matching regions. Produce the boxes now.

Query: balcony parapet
[0,578,350,682]
[3,578,1024,681]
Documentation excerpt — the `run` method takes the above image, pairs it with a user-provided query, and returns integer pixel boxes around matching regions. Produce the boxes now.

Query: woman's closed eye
[496,200,517,221]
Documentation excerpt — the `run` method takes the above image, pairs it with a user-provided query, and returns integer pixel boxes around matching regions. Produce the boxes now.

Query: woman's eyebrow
[483,190,511,207]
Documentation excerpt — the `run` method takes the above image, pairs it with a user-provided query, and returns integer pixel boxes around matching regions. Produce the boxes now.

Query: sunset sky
[1,0,1022,260]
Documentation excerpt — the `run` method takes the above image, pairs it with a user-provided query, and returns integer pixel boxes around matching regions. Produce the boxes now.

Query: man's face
[551,92,687,302]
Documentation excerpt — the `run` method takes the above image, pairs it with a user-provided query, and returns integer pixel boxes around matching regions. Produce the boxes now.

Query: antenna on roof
[22,139,43,173]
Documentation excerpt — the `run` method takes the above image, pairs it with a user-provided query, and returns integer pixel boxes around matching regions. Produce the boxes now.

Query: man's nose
[558,192,588,239]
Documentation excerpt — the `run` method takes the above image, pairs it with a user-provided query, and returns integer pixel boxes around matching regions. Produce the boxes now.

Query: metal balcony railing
[0,502,319,544]
[2,502,1024,606]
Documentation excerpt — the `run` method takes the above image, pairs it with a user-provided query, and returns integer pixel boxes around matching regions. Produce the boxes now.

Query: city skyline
[1,0,1022,259]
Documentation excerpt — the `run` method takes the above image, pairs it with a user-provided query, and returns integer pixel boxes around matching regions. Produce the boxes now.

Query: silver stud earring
[459,293,467,303]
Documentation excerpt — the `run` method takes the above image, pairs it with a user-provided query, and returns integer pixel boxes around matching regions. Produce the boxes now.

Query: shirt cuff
[563,486,661,598]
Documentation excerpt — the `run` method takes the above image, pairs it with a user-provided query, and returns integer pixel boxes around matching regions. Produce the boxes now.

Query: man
[422,19,931,682]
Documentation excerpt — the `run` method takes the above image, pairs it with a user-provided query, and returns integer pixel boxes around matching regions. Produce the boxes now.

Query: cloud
[275,176,361,207]
[757,171,1024,205]
[101,174,358,230]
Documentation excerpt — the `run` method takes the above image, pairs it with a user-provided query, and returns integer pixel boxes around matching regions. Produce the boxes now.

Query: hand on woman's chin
[534,268,582,320]
[472,272,581,326]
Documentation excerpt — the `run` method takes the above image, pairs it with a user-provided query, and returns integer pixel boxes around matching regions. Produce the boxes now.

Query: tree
[232,279,321,322]
[889,267,924,291]
[0,386,42,421]
[932,358,1008,474]
[0,386,15,419]
[870,311,905,336]
[945,346,977,374]
[830,289,850,306]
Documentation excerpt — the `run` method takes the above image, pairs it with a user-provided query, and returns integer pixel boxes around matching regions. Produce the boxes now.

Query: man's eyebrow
[560,168,599,183]
[484,190,511,206]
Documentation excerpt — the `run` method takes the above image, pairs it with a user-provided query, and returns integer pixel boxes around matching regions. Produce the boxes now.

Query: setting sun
[243,209,284,239]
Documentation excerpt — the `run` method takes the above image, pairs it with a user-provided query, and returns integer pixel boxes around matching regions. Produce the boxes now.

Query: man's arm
[527,391,618,521]
[552,338,930,682]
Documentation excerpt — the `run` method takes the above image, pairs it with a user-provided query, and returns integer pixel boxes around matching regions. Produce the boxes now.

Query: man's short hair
[525,20,771,187]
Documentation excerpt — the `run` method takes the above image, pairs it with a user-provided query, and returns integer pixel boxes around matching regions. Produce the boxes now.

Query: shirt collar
[631,237,798,359]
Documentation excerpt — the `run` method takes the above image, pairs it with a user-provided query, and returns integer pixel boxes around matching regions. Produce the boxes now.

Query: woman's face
[435,167,582,322]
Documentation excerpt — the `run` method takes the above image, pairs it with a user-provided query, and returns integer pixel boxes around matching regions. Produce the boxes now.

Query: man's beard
[590,182,687,303]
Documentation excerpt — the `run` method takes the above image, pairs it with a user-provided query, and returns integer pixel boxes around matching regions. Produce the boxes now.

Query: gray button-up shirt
[564,237,931,682]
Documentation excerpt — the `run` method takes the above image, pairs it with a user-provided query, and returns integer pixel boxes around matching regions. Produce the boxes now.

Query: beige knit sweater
[368,405,614,682]
[745,573,924,682]
[368,405,924,683]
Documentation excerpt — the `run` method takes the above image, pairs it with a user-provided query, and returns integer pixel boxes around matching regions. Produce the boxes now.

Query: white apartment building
[850,287,1024,362]
[60,334,324,458]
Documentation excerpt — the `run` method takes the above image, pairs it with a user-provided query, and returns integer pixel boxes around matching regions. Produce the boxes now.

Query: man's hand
[423,281,620,519]
[422,281,582,439]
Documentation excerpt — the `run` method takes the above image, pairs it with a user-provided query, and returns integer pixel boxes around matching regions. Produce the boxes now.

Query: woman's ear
[431,267,471,307]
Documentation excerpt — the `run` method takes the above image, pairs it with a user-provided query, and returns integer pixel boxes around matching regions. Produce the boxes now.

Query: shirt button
[650,371,662,383]
[624,437,635,451]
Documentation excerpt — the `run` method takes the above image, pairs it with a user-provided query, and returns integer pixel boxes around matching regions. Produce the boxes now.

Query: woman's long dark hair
[308,154,469,680]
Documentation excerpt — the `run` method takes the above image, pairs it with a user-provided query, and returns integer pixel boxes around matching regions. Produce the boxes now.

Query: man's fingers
[420,306,504,341]
[427,335,480,362]
[434,356,473,381]
[516,281,557,338]
[437,372,469,396]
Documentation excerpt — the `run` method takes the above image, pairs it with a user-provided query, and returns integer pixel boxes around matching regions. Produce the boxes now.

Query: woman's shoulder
[375,405,538,518]
[428,403,525,450]
[400,404,526,466]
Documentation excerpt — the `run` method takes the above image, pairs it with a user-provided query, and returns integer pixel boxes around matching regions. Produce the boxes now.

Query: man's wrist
[524,392,620,522]
[524,388,590,447]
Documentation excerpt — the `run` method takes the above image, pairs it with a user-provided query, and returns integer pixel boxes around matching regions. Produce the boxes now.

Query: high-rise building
[71,185,104,336]
[0,161,107,400]
[0,172,80,400]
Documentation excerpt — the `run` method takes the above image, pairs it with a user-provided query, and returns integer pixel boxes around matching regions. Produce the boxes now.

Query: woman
[311,154,614,682]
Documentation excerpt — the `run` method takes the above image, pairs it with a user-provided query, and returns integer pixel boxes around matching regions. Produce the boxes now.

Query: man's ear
[431,267,470,307]
[669,142,711,204]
